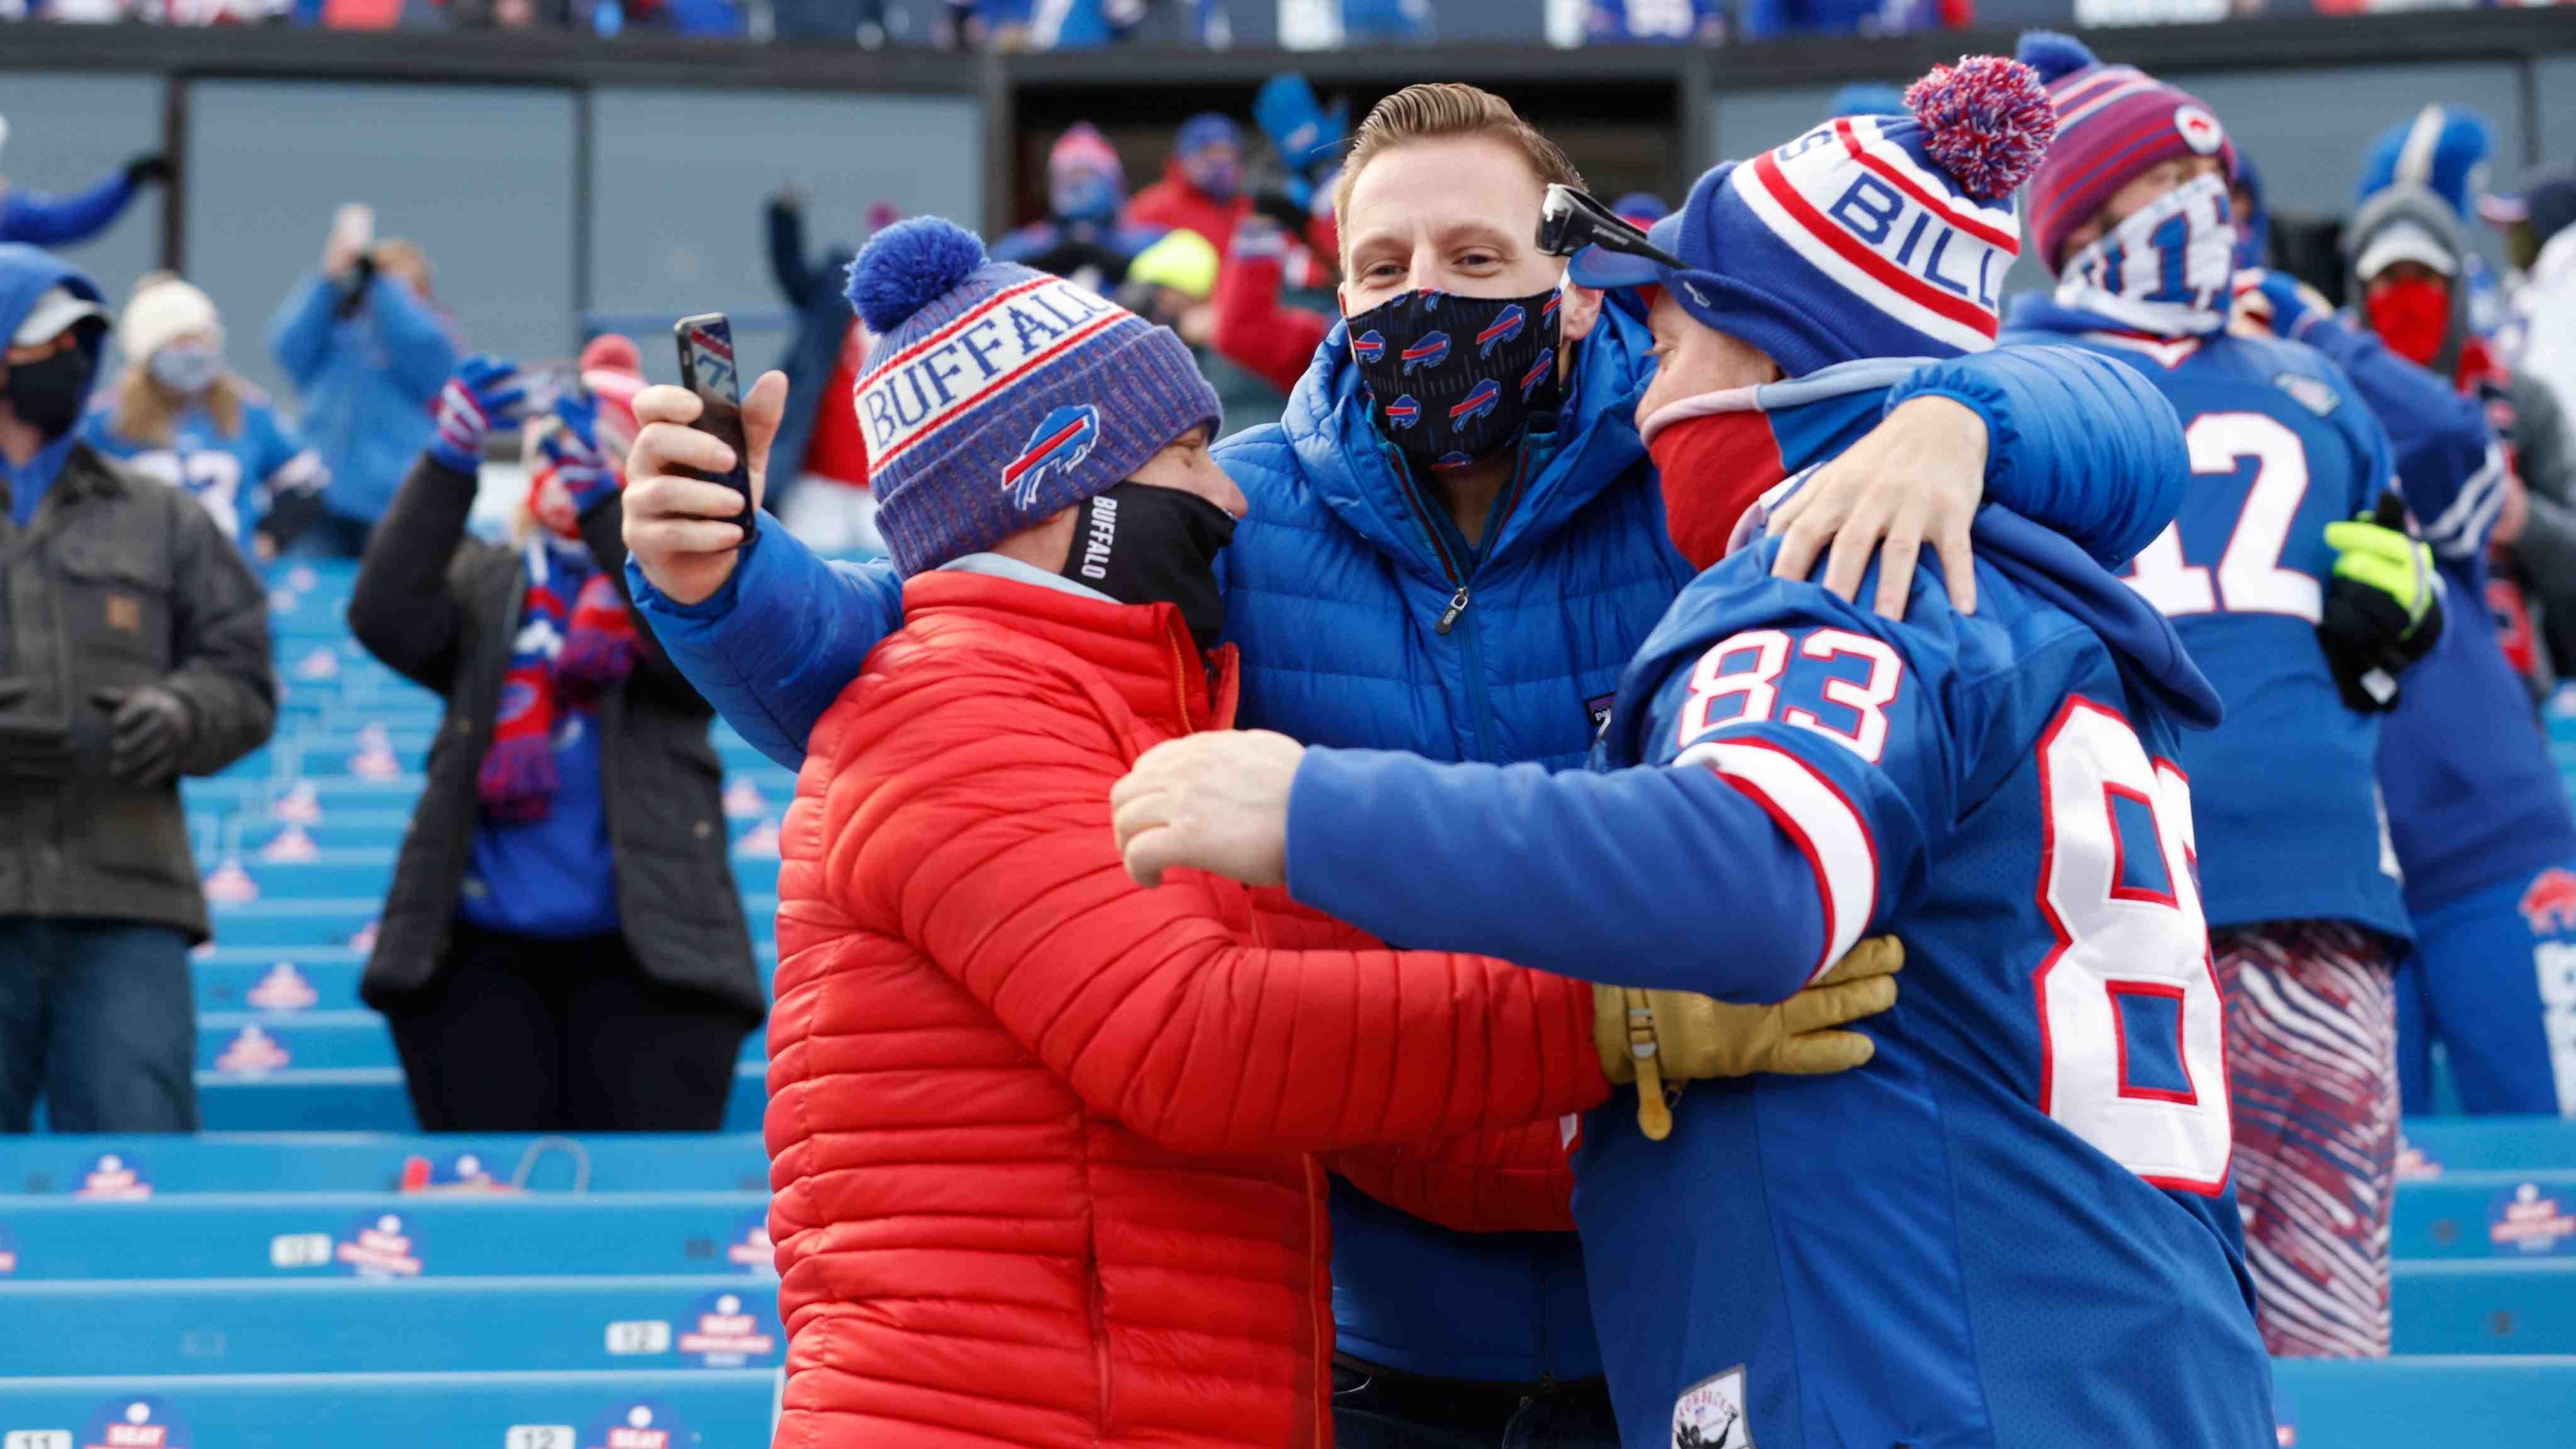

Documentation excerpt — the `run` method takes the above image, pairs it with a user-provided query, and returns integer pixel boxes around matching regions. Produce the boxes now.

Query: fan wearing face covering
[83,276,329,563]
[2342,106,2576,689]
[991,122,1169,294]
[343,334,760,1135]
[1128,112,1255,261]
[758,214,1798,1449]
[1106,58,2282,1449]
[2002,31,2436,1362]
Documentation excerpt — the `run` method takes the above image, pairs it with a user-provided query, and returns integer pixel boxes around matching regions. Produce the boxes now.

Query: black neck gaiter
[1062,480,1238,652]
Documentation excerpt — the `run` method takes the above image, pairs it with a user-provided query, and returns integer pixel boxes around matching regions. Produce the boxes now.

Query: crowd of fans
[4,37,2576,1447]
[0,0,1979,46]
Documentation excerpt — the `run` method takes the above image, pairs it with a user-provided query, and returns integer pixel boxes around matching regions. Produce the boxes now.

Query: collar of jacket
[901,567,1241,735]
[1262,297,1654,586]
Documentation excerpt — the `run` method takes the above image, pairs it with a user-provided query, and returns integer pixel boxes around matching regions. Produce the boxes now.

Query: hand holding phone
[674,313,756,529]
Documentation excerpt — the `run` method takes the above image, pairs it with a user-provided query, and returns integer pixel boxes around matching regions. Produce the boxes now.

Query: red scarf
[476,501,641,822]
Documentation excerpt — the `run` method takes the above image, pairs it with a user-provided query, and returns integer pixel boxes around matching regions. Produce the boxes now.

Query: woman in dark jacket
[347,345,760,1132]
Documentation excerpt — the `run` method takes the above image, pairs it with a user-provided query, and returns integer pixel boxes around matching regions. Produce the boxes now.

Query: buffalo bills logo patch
[1002,404,1101,510]
[1435,451,1474,469]
[1383,394,1422,430]
[2174,104,2224,155]
[1451,379,1501,425]
[1401,331,1452,374]
[1521,348,1556,401]
[1477,304,1526,358]
[1542,292,1563,325]
[497,680,541,724]
[1351,330,1386,365]
[2523,868,2576,935]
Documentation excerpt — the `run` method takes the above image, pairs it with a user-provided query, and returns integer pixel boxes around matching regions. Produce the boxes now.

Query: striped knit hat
[2016,32,2236,274]
[1569,55,2055,375]
[846,217,1220,578]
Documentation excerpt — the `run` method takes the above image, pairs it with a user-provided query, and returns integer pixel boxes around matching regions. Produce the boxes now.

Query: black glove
[92,686,193,789]
[0,680,72,784]
[124,154,173,189]
[2316,494,2444,713]
[1250,187,1312,235]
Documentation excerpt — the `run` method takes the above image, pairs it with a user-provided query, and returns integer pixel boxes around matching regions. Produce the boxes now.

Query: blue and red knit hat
[1569,55,2055,377]
[847,217,1221,578]
[2015,32,2235,274]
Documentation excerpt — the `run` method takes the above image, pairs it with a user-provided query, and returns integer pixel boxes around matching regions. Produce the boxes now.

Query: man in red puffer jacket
[691,218,1901,1448]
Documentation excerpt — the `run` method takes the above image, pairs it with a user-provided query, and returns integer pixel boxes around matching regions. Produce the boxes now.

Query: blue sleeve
[364,277,458,402]
[2290,313,2496,558]
[267,274,338,389]
[1285,583,1957,1002]
[626,520,904,769]
[1890,342,2187,570]
[0,170,138,247]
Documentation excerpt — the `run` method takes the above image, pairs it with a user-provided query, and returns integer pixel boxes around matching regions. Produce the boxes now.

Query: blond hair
[1331,84,1585,254]
[108,363,243,449]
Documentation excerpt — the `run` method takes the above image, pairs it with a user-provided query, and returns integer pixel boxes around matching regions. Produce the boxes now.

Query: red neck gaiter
[1643,391,1788,571]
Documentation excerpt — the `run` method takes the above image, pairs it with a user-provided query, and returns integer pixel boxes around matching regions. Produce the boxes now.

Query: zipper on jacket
[1434,586,1470,635]
[1379,438,1531,760]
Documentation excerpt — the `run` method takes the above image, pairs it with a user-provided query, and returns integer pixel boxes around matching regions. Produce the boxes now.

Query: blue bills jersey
[84,392,323,548]
[2005,304,2409,938]
[1286,508,2273,1449]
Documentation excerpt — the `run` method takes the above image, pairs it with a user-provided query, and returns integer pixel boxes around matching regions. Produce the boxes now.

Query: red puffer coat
[766,569,1610,1449]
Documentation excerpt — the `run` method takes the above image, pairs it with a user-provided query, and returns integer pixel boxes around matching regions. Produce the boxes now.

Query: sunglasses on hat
[1538,184,1685,270]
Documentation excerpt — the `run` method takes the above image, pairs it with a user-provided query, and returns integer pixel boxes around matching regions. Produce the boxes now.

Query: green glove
[2316,493,2443,712]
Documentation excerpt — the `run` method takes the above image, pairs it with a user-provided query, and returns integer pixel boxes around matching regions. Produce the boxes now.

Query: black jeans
[1333,1360,1623,1449]
[0,918,197,1132]
[382,920,752,1132]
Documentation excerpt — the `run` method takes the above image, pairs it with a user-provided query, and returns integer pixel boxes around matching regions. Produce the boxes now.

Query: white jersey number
[2033,696,2232,1196]
[2123,411,2319,623]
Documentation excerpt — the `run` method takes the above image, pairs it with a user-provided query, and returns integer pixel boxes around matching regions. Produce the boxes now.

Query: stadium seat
[0,1135,769,1195]
[0,1275,786,1375]
[0,1370,776,1446]
[2392,1259,2576,1353]
[0,1192,772,1279]
[192,1065,770,1132]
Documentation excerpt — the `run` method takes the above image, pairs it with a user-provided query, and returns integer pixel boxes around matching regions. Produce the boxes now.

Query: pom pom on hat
[848,217,989,336]
[2012,30,2099,86]
[1906,55,2058,201]
[579,333,641,377]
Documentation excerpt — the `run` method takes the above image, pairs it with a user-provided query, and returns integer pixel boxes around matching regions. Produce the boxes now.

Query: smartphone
[674,313,755,528]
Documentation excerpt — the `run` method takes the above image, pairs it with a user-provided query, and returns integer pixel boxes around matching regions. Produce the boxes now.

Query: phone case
[674,314,755,526]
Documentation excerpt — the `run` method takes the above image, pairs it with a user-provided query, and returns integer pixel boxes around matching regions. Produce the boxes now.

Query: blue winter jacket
[265,270,457,528]
[631,302,2188,1382]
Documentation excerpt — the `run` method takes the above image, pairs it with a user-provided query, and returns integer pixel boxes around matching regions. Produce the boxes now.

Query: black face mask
[1,342,95,440]
[1344,285,1563,474]
[1062,480,1238,653]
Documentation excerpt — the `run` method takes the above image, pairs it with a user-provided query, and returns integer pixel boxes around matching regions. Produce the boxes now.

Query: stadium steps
[192,945,781,1014]
[2268,1356,2576,1443]
[0,1192,769,1279]
[193,1065,769,1132]
[0,1275,785,1375]
[0,1134,769,1195]
[2392,1258,2576,1353]
[194,1012,767,1072]
[0,1369,774,1446]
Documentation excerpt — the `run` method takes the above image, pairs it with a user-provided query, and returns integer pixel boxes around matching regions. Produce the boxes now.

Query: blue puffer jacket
[265,270,457,527]
[633,301,2189,1382]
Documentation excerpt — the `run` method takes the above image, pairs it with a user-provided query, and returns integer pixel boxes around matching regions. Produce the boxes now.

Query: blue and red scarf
[477,536,640,823]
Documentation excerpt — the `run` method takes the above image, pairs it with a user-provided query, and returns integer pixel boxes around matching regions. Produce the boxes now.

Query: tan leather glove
[1592,936,1904,1141]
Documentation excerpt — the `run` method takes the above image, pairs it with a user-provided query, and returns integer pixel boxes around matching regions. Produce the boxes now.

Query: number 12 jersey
[2001,305,2411,941]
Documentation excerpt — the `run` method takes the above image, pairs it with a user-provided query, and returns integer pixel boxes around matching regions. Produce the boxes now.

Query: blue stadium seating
[0,1371,777,1446]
